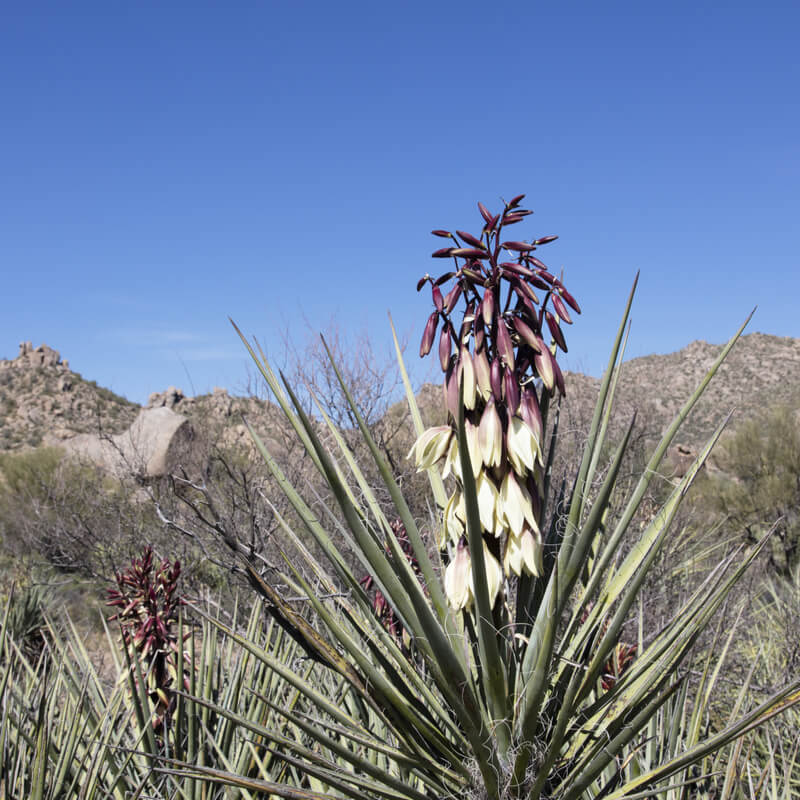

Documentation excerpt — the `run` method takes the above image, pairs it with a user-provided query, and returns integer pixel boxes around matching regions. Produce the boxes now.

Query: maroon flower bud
[502,241,535,252]
[416,275,429,292]
[502,213,525,225]
[482,290,495,326]
[505,209,532,220]
[508,194,526,207]
[496,317,515,370]
[527,275,550,291]
[520,388,543,443]
[551,293,573,324]
[420,311,438,357]
[445,367,460,418]
[452,248,489,259]
[535,269,555,284]
[512,316,542,351]
[490,357,503,400]
[559,286,582,314]
[460,268,484,283]
[546,311,568,352]
[432,284,443,312]
[478,201,493,225]
[432,247,455,258]
[534,347,555,391]
[500,261,535,279]
[443,283,462,313]
[474,347,492,399]
[528,256,548,270]
[534,235,558,245]
[434,272,455,286]
[504,367,520,414]
[439,326,452,371]
[457,230,485,249]
[513,278,540,304]
[432,229,452,238]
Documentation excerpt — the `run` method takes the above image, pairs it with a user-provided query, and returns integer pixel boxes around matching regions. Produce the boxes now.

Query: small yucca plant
[157,196,800,799]
[107,546,186,735]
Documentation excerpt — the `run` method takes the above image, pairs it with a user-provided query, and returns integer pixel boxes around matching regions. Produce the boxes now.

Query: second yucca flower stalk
[410,195,580,611]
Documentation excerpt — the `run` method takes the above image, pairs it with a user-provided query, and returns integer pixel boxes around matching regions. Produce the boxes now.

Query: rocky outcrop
[147,386,185,410]
[13,342,69,370]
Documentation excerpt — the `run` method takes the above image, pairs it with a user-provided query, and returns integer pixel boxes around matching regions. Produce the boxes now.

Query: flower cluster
[410,195,580,611]
[107,546,187,731]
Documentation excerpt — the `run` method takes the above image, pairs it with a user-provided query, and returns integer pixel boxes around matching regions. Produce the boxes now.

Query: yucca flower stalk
[412,195,579,614]
[107,546,186,736]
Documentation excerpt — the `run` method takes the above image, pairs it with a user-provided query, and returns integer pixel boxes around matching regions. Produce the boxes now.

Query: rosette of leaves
[107,546,186,734]
[155,197,800,800]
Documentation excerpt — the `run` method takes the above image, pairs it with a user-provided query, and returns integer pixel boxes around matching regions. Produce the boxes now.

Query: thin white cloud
[168,346,243,362]
[110,328,206,346]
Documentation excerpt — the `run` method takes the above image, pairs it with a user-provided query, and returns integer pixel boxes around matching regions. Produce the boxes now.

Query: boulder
[119,407,200,478]
[668,443,699,479]
[63,407,203,480]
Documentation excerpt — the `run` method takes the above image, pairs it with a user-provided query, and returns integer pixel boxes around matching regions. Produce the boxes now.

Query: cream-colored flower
[464,419,482,479]
[408,426,452,470]
[475,471,500,535]
[506,416,540,475]
[441,436,461,481]
[474,541,504,608]
[444,538,472,611]
[442,490,465,546]
[499,471,536,536]
[503,526,544,577]
[479,400,503,469]
[458,348,477,410]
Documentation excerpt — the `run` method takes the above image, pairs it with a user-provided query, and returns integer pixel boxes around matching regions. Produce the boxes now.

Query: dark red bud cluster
[418,196,580,428]
[107,546,184,668]
[601,642,637,691]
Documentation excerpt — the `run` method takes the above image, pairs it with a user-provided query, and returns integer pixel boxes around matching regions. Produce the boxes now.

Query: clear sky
[2,2,798,404]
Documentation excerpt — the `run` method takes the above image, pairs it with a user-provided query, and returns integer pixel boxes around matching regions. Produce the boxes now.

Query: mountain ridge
[1,332,798,457]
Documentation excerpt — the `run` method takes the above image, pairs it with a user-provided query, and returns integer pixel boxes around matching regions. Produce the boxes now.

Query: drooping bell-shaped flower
[444,537,472,611]
[499,470,536,536]
[503,526,544,577]
[478,400,503,469]
[442,490,466,546]
[441,436,461,481]
[408,426,453,471]
[458,348,477,410]
[475,541,504,609]
[464,419,482,479]
[475,472,500,535]
[506,416,539,476]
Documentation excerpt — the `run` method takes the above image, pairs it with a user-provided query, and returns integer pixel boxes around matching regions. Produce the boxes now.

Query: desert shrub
[0,447,198,585]
[702,403,800,576]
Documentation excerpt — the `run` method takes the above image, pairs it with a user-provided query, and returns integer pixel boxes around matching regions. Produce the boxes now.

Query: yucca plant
[1,583,346,799]
[157,195,800,800]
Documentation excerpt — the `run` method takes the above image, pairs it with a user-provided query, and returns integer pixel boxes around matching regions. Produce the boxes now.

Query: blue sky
[2,2,798,404]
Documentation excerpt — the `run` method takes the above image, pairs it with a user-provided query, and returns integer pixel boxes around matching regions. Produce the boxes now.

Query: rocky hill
[1,333,799,470]
[0,342,139,450]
